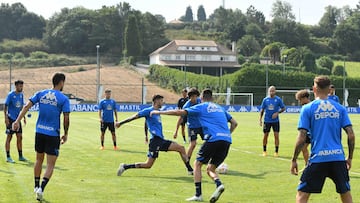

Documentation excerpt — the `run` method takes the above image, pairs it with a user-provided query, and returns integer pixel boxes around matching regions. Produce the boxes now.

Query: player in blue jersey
[151,89,238,203]
[259,86,286,157]
[328,84,340,103]
[291,76,355,203]
[4,80,27,163]
[174,88,188,143]
[295,89,311,166]
[98,89,118,150]
[182,88,203,162]
[115,94,193,176]
[12,73,70,201]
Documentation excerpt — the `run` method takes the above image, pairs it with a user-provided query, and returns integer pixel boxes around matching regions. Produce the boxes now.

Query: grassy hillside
[334,60,360,78]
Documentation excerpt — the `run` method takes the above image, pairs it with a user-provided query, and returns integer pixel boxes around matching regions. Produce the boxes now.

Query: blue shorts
[6,117,22,134]
[147,136,172,159]
[298,161,350,194]
[196,140,231,167]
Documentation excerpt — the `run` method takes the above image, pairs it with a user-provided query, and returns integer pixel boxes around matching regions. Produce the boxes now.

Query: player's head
[105,89,111,99]
[181,88,188,98]
[201,88,213,102]
[329,84,335,95]
[152,94,164,108]
[14,80,24,92]
[313,75,331,96]
[52,72,66,91]
[188,87,200,102]
[268,86,276,97]
[295,89,310,106]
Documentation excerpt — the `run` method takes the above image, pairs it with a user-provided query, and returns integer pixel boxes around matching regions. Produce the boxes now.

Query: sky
[2,0,359,25]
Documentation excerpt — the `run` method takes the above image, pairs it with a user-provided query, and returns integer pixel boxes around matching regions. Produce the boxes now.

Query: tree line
[1,1,360,66]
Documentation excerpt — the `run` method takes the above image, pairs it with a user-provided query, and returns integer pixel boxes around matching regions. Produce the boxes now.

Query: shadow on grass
[118,149,146,155]
[222,170,267,179]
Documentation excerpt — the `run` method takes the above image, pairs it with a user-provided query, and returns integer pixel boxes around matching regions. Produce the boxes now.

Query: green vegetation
[1,112,359,202]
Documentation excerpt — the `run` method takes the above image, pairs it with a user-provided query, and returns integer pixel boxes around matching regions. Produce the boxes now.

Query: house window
[176,55,181,60]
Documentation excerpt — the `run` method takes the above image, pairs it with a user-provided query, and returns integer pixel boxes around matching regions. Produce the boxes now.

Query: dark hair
[52,73,66,87]
[201,88,212,100]
[314,75,331,90]
[14,80,24,85]
[182,88,187,93]
[295,89,309,100]
[152,94,164,102]
[105,89,111,93]
[330,84,335,89]
[188,87,200,97]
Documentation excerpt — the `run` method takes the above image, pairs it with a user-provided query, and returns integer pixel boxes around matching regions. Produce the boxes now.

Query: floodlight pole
[9,57,12,91]
[96,45,100,103]
[343,59,346,106]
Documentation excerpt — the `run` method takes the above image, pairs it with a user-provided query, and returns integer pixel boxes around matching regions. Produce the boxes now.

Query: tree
[271,0,296,21]
[197,5,206,21]
[333,12,360,55]
[237,35,261,56]
[246,5,265,26]
[332,65,347,76]
[0,3,45,41]
[318,6,340,37]
[261,42,284,64]
[301,52,316,72]
[124,14,142,64]
[318,56,334,71]
[184,6,193,22]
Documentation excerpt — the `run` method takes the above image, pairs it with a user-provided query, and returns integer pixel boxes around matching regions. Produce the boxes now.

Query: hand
[346,158,352,170]
[272,112,279,119]
[115,122,121,128]
[173,132,178,139]
[290,160,298,175]
[23,118,27,125]
[61,134,68,144]
[12,122,20,132]
[5,118,9,126]
[145,136,148,144]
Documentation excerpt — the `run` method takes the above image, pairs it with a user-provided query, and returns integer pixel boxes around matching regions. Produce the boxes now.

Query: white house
[149,40,240,76]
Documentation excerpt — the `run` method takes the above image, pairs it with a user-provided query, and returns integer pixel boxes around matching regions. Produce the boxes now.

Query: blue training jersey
[328,95,340,103]
[186,102,232,143]
[261,96,285,123]
[99,99,117,122]
[5,91,24,120]
[298,99,351,163]
[138,106,163,140]
[183,98,202,128]
[30,89,70,136]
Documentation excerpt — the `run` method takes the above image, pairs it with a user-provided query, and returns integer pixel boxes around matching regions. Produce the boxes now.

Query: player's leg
[109,122,117,150]
[99,122,106,150]
[16,130,26,161]
[186,128,197,161]
[340,192,353,203]
[331,162,352,203]
[262,123,270,156]
[5,133,14,163]
[296,191,310,203]
[167,140,193,173]
[273,122,280,157]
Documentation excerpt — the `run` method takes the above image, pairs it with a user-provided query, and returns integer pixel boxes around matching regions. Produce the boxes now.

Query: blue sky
[3,0,359,25]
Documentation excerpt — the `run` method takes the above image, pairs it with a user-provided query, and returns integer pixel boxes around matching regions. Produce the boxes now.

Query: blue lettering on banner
[27,103,360,114]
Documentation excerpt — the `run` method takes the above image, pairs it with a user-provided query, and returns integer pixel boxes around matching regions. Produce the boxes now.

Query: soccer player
[291,76,355,203]
[115,94,193,176]
[259,86,285,157]
[4,80,27,163]
[98,89,118,150]
[12,73,70,201]
[328,84,340,103]
[295,89,311,166]
[151,89,238,203]
[173,88,188,143]
[182,88,203,162]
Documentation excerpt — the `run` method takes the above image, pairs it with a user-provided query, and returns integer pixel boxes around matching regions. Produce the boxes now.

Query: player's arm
[98,108,102,122]
[229,118,238,133]
[114,108,118,122]
[259,109,264,126]
[150,109,187,116]
[144,121,148,143]
[290,129,307,175]
[61,112,70,144]
[3,104,9,126]
[13,100,33,131]
[116,113,140,128]
[344,125,355,170]
[173,116,183,138]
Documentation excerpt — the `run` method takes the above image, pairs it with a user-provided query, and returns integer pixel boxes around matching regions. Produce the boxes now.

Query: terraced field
[0,65,179,104]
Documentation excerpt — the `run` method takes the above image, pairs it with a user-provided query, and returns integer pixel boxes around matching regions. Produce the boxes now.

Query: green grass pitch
[0,112,359,203]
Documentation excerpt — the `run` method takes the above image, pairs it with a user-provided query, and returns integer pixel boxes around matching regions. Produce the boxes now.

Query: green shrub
[30,51,49,59]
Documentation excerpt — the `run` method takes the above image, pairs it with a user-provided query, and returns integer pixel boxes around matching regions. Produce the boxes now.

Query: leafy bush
[30,51,49,59]
[1,53,13,60]
[332,65,347,76]
[318,56,334,71]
